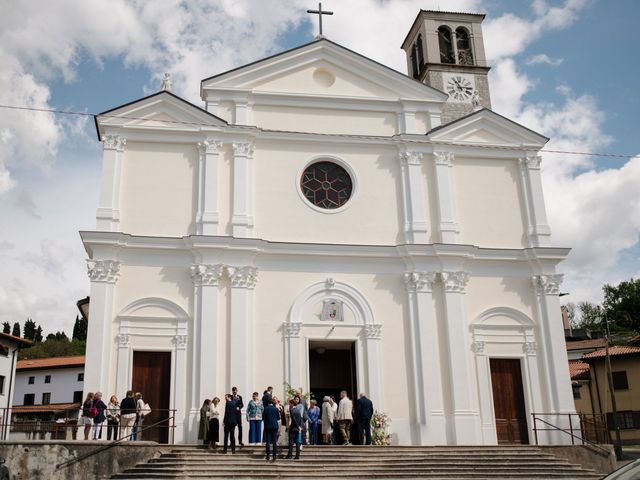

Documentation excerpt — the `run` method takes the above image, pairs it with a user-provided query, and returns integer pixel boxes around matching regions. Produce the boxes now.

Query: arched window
[456,27,474,65]
[438,26,455,64]
[410,44,419,79]
[416,34,424,70]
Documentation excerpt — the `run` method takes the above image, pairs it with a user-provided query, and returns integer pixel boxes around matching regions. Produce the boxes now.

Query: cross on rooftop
[307,2,333,37]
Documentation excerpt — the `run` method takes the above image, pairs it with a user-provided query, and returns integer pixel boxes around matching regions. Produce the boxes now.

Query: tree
[576,302,604,335]
[18,339,86,360]
[72,315,88,341]
[34,326,43,343]
[603,278,640,333]
[2,322,10,334]
[23,318,36,341]
[46,331,68,342]
[11,322,20,337]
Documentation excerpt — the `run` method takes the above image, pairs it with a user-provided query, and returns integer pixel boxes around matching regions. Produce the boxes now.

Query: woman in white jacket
[321,396,335,444]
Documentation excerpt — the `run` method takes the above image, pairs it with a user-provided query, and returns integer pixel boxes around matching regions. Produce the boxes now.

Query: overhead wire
[0,103,637,159]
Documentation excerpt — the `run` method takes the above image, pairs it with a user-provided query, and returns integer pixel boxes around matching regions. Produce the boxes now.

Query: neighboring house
[0,333,32,440]
[580,346,640,444]
[566,338,607,361]
[11,356,85,440]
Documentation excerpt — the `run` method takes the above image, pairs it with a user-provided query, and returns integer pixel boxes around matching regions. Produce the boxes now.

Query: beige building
[574,346,640,444]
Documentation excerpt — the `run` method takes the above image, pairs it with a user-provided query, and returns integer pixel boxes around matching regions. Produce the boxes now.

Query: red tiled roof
[569,360,591,380]
[17,355,85,371]
[582,345,640,360]
[11,402,80,414]
[566,338,606,351]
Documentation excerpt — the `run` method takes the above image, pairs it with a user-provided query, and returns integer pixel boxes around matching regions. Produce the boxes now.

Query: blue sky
[1,0,639,334]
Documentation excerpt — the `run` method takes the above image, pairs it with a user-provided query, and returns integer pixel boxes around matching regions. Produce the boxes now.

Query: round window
[300,161,353,210]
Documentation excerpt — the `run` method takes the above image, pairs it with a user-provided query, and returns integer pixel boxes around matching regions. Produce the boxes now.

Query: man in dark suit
[286,397,302,460]
[263,398,280,462]
[223,394,238,453]
[261,386,273,443]
[355,392,374,445]
[231,386,244,447]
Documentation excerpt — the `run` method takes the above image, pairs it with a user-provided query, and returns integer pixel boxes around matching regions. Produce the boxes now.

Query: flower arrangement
[371,410,391,445]
[283,381,312,401]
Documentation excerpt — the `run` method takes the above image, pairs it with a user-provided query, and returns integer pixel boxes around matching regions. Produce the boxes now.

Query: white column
[228,265,257,398]
[404,272,446,444]
[532,274,575,437]
[172,334,188,443]
[231,142,254,238]
[522,340,546,443]
[96,135,125,231]
[519,155,551,247]
[196,139,222,235]
[234,100,252,125]
[362,324,384,411]
[433,152,460,243]
[189,264,224,439]
[84,260,120,395]
[428,110,442,130]
[283,322,302,390]
[400,108,417,134]
[115,333,130,400]
[440,271,481,444]
[471,341,497,444]
[399,150,429,244]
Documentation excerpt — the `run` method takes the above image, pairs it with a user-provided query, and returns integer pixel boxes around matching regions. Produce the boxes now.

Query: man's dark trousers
[223,424,236,453]
[357,417,372,445]
[287,430,301,459]
[265,428,278,459]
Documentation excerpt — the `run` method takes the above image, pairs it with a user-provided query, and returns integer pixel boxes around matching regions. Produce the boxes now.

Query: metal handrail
[55,415,175,471]
[531,414,611,456]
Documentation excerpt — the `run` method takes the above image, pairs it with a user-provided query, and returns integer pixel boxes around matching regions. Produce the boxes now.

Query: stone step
[111,445,602,480]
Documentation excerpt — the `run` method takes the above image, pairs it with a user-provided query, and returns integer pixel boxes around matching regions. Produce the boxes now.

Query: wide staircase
[112,445,604,479]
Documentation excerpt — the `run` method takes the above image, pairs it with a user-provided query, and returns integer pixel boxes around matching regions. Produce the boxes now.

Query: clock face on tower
[444,74,475,102]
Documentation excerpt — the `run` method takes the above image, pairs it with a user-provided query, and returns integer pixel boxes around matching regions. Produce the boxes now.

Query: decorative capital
[87,259,120,283]
[103,135,126,152]
[172,334,188,350]
[404,272,437,293]
[198,138,222,155]
[363,324,382,340]
[190,264,224,286]
[232,141,254,158]
[532,274,563,295]
[520,154,542,170]
[283,322,302,338]
[325,277,336,290]
[116,333,130,348]
[471,341,485,355]
[228,265,258,289]
[441,271,470,293]
[434,151,454,167]
[399,151,423,166]
[523,341,537,355]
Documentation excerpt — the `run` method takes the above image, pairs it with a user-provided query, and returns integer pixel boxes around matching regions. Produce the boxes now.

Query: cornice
[80,231,571,264]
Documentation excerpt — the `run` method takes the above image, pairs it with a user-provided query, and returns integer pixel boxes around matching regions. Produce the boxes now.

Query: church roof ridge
[426,107,549,143]
[94,89,228,141]
[200,37,447,100]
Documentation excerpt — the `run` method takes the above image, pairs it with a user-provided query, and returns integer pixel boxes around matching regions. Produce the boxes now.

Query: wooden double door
[490,358,529,444]
[132,351,172,443]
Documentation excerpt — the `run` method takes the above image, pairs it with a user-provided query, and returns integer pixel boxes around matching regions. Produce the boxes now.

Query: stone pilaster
[96,135,126,231]
[519,154,551,247]
[433,152,460,243]
[196,138,222,235]
[399,150,428,243]
[231,142,255,237]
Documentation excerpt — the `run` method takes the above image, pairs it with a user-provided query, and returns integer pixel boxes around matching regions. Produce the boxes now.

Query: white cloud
[525,54,564,66]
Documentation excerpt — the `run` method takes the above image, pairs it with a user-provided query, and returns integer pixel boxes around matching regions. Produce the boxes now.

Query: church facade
[82,10,575,445]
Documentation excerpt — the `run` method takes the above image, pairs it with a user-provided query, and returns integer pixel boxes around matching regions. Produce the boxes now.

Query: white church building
[81,10,575,445]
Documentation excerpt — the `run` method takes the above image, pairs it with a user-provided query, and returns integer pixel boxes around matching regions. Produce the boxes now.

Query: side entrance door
[132,351,172,443]
[490,358,529,444]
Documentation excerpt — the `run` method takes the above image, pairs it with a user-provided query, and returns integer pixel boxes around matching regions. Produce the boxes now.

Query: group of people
[198,386,375,461]
[80,390,149,441]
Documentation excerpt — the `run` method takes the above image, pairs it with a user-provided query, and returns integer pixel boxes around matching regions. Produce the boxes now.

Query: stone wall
[541,444,617,475]
[0,441,171,480]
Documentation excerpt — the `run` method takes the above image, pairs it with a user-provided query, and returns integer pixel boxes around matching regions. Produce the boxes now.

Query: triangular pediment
[427,109,548,147]
[95,91,227,139]
[201,39,447,103]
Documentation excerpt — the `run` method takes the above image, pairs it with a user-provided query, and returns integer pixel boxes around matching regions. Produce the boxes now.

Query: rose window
[300,161,353,209]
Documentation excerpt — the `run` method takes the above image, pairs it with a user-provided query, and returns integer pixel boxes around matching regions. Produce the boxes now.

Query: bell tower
[401,10,491,124]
